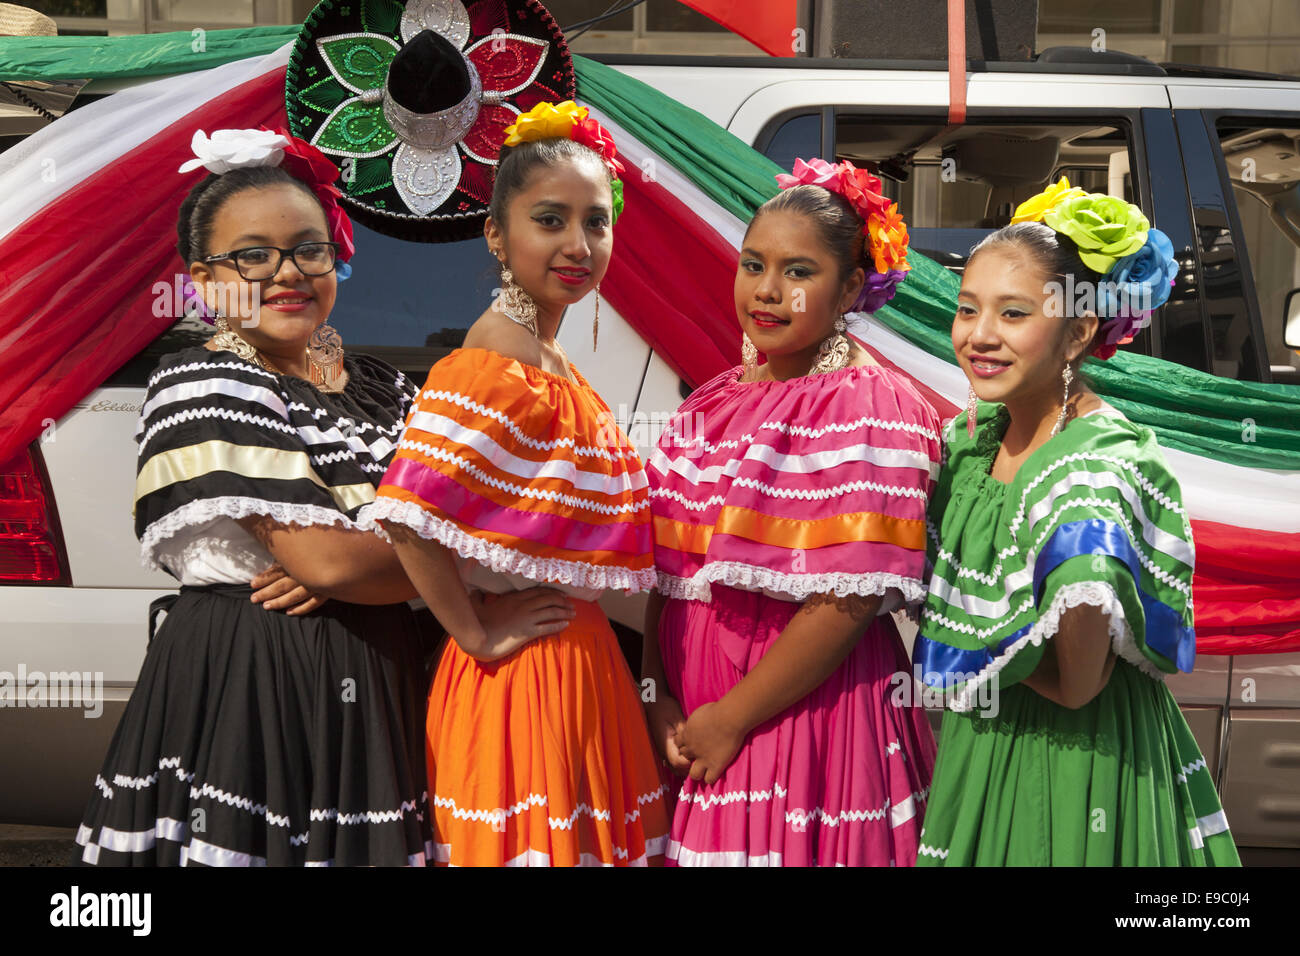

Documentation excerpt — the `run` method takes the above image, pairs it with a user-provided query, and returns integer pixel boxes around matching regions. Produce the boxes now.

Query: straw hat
[0,4,58,37]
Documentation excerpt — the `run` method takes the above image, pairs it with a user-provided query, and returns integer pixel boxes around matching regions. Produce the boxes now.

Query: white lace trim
[358,497,658,594]
[943,580,1166,713]
[138,496,362,570]
[655,563,926,606]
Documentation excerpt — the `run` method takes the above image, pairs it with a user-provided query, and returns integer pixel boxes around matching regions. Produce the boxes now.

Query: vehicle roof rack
[1034,46,1163,73]
[1158,62,1300,83]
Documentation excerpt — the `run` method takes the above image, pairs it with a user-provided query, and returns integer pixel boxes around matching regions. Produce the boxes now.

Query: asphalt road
[0,826,78,867]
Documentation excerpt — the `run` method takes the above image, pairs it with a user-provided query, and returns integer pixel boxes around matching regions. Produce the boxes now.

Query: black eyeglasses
[203,241,341,281]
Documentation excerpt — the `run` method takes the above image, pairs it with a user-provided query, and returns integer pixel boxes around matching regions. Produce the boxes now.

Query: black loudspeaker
[816,0,1039,62]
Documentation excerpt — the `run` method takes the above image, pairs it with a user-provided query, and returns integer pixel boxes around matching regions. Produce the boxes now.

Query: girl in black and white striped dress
[74,130,435,865]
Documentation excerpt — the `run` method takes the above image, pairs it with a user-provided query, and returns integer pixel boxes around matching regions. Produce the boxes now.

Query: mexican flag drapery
[1,29,1297,655]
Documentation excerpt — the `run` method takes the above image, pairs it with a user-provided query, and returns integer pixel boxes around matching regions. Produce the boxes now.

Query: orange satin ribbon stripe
[655,505,925,555]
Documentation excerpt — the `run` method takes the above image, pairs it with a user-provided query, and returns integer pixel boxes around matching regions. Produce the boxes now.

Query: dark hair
[177,165,326,264]
[487,137,610,229]
[967,221,1106,368]
[746,183,866,280]
[967,221,1104,291]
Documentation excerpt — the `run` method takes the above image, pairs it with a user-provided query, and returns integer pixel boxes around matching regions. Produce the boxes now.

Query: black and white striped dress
[75,345,435,866]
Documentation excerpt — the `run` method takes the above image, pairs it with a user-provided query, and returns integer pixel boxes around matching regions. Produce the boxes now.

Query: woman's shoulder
[1037,407,1172,481]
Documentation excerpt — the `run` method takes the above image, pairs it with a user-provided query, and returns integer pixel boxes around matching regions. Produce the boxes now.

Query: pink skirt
[658,585,936,866]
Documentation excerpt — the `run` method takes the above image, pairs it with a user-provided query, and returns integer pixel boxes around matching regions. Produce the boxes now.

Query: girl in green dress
[913,181,1240,866]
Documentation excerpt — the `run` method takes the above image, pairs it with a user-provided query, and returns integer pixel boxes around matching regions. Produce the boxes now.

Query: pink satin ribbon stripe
[380,455,652,558]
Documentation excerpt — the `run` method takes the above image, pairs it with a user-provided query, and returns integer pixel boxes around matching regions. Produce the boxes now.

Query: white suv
[3,46,1298,857]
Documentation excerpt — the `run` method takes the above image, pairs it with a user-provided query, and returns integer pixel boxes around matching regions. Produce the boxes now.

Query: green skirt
[916,661,1240,866]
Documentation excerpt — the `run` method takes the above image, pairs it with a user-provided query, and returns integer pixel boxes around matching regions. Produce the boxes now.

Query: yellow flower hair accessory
[502,100,588,147]
[1010,176,1087,224]
[499,100,627,222]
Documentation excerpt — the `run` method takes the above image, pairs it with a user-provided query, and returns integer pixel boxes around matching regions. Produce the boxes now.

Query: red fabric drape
[1191,519,1300,654]
[601,160,742,388]
[0,68,288,468]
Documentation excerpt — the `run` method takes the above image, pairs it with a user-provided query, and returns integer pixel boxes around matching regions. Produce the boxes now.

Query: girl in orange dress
[359,102,670,866]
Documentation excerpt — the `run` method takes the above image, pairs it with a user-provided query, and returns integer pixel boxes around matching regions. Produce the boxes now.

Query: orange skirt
[427,599,670,866]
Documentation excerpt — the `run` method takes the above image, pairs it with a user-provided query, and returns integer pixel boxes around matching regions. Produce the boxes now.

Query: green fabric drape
[0,26,297,83]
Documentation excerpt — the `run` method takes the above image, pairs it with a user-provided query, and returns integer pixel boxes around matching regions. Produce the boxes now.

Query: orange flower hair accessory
[776,157,911,312]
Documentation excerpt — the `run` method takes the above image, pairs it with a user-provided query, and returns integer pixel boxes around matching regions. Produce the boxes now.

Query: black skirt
[74,585,435,866]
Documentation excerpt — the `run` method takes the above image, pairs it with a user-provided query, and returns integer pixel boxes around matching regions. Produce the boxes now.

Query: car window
[1211,117,1300,379]
[833,117,1137,275]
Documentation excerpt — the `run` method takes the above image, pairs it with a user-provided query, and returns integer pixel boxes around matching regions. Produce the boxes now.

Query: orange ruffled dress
[360,348,670,866]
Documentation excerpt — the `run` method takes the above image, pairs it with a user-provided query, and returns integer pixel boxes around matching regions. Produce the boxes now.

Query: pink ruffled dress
[648,363,942,866]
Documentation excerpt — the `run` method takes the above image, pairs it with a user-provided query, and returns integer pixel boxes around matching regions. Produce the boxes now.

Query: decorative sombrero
[285,0,575,242]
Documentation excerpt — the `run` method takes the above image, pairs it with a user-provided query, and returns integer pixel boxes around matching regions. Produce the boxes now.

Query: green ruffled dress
[913,403,1240,866]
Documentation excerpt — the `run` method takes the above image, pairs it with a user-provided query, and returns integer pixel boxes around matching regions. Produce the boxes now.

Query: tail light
[0,443,70,584]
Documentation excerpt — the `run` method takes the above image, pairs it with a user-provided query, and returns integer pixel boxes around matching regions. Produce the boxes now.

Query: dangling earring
[592,284,600,352]
[1051,363,1075,437]
[497,264,538,337]
[307,323,348,393]
[741,333,759,371]
[966,385,979,439]
[810,315,851,375]
[212,315,258,363]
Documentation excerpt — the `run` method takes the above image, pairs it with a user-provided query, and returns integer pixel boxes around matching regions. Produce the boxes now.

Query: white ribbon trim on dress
[655,563,927,607]
[942,580,1167,713]
[138,496,362,570]
[358,496,658,594]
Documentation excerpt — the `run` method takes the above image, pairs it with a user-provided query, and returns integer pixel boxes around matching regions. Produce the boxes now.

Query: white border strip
[0,44,292,242]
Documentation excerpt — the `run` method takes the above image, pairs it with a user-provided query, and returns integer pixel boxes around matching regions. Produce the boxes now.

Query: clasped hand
[673,700,747,786]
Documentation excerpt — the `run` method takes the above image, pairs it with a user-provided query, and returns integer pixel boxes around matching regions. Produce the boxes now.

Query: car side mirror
[1286,288,1300,350]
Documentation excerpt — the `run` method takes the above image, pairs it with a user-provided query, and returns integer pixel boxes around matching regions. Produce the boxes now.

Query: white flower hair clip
[177,128,292,175]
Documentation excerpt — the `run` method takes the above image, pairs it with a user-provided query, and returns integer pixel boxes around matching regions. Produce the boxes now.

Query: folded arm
[238,517,418,606]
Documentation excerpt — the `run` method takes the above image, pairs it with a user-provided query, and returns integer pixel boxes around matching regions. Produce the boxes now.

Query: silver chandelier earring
[741,332,759,371]
[592,284,600,352]
[810,315,852,375]
[966,385,979,439]
[1051,362,1075,437]
[497,263,538,337]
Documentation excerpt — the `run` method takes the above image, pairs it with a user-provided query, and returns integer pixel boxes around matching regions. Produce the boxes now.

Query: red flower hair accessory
[775,157,911,311]
[264,127,355,264]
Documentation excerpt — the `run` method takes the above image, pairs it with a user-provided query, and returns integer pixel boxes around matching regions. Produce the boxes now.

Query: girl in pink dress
[642,159,940,866]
